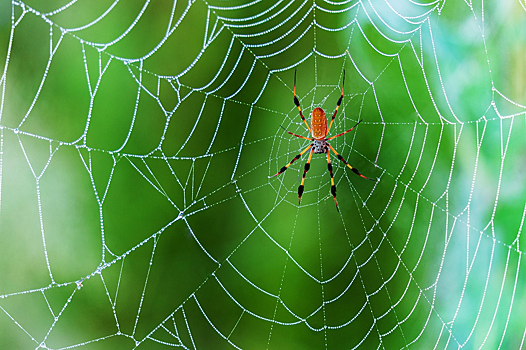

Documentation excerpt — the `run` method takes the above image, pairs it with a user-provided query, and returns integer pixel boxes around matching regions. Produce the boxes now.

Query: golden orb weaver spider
[272,70,376,211]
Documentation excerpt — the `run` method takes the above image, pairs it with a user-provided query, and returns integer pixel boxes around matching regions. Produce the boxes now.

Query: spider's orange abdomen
[311,107,327,140]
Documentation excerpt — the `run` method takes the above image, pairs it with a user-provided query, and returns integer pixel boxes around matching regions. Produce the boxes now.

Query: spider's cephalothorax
[313,139,328,154]
[272,70,376,211]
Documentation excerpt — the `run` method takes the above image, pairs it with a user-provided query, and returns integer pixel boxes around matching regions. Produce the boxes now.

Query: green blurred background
[1,0,526,348]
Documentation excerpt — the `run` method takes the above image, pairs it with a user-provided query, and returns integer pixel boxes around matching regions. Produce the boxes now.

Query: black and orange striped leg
[279,125,313,141]
[327,119,363,141]
[326,150,339,211]
[294,70,313,135]
[272,144,313,177]
[327,143,376,181]
[298,147,314,204]
[327,70,345,134]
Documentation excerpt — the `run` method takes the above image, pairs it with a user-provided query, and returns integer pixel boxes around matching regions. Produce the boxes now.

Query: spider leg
[327,119,362,141]
[280,125,313,141]
[326,150,339,211]
[298,147,314,205]
[327,143,376,181]
[294,70,313,135]
[271,144,313,177]
[327,69,345,135]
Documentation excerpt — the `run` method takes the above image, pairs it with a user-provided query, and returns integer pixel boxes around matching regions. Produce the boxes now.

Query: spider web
[1,0,526,348]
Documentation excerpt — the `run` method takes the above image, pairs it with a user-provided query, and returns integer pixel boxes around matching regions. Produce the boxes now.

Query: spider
[272,70,376,211]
